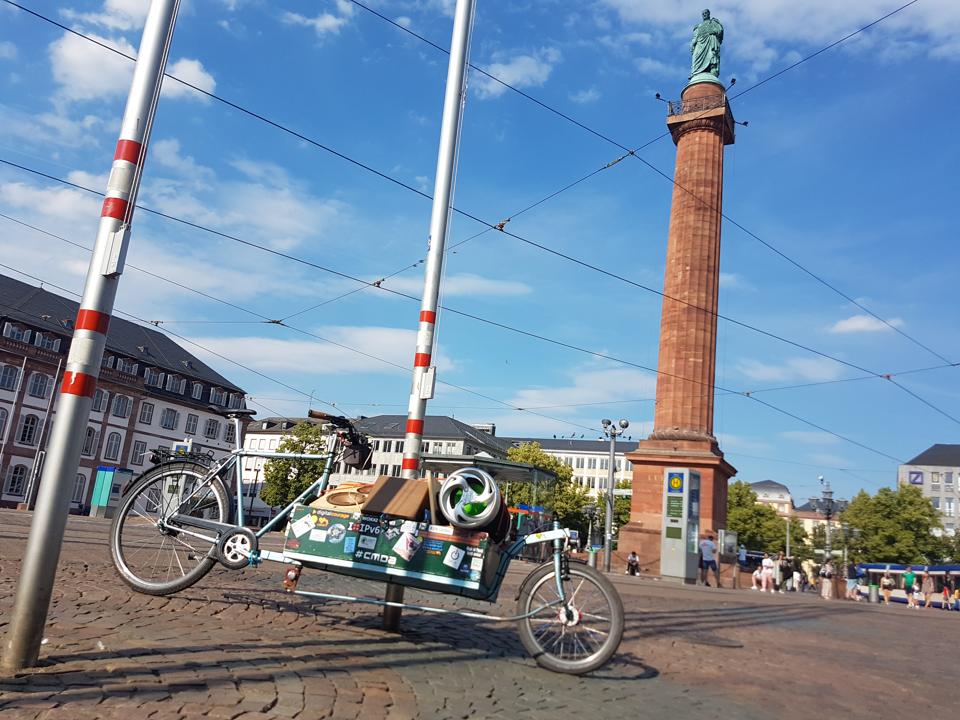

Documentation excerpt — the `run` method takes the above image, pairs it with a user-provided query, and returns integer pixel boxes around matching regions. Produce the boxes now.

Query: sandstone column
[622,80,737,571]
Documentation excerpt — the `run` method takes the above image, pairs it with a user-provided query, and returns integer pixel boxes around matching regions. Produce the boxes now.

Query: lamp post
[600,418,629,573]
[819,475,834,561]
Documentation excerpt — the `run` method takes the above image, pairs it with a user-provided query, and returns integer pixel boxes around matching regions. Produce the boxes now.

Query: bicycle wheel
[110,462,230,595]
[516,561,624,674]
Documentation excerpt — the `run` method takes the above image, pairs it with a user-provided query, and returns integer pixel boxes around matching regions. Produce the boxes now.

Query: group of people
[879,567,959,609]
[745,552,863,600]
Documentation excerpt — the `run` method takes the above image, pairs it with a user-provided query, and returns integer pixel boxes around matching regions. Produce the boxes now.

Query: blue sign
[667,471,684,494]
[908,471,923,485]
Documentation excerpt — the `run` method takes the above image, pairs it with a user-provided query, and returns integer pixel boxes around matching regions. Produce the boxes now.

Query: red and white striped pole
[400,0,476,482]
[2,0,182,671]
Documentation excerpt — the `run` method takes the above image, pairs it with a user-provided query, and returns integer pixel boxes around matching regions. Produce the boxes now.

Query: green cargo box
[282,505,504,600]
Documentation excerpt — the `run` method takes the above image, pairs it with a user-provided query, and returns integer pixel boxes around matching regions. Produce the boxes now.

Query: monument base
[622,437,735,576]
[686,72,725,88]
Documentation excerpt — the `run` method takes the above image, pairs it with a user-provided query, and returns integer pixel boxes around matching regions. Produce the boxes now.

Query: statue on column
[690,9,723,80]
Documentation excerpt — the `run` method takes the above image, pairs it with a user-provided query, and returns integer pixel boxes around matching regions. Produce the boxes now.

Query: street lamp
[819,475,835,561]
[600,418,629,573]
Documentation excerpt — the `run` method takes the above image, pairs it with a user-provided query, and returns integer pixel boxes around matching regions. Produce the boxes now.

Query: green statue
[690,9,723,81]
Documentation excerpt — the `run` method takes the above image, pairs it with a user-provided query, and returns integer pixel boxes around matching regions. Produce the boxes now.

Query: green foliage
[595,479,632,538]
[259,422,329,507]
[839,486,948,564]
[504,442,592,538]
[726,480,804,554]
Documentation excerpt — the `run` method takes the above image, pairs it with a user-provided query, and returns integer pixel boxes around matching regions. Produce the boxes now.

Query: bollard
[868,584,879,604]
[588,550,598,569]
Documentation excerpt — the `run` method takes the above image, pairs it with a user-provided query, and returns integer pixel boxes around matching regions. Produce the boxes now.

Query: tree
[505,442,592,538]
[595,479,632,541]
[260,422,329,507]
[839,485,948,564]
[726,480,803,554]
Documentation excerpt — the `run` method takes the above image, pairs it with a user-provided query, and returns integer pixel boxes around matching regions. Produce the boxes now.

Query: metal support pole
[23,358,63,510]
[604,434,616,573]
[785,516,791,558]
[2,0,181,672]
[391,0,475,628]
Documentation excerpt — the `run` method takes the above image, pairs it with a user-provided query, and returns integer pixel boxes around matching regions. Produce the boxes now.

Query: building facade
[0,275,247,512]
[898,444,959,536]
[508,437,634,496]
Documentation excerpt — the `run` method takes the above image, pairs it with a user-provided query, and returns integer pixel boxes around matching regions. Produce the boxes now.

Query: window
[383,440,393,453]
[145,368,162,387]
[82,427,98,456]
[225,423,236,444]
[34,332,61,351]
[0,365,19,391]
[258,439,267,449]
[116,358,138,375]
[27,373,49,399]
[160,408,179,430]
[0,408,6,438]
[378,464,389,475]
[17,414,39,445]
[946,472,954,487]
[268,439,278,450]
[931,497,941,510]
[587,458,597,469]
[165,375,186,394]
[104,432,122,461]
[372,440,381,451]
[600,458,608,470]
[5,465,27,496]
[210,388,227,406]
[391,464,401,476]
[191,382,203,400]
[72,474,86,504]
[229,393,243,409]
[92,389,108,413]
[131,440,148,466]
[111,395,131,418]
[3,322,29,343]
[575,457,585,469]
[139,402,154,425]
[941,496,955,517]
[445,442,456,454]
[203,418,220,439]
[185,414,199,435]
[102,354,115,369]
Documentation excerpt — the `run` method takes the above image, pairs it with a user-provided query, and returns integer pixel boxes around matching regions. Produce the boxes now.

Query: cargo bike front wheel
[516,561,624,674]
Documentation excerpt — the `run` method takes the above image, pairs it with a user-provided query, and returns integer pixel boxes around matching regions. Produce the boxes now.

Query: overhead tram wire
[5,5,940,371]
[0,227,920,462]
[5,158,959,430]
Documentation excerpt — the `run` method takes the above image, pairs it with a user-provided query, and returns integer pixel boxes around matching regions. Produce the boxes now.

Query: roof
[905,444,960,467]
[795,499,850,515]
[504,437,636,454]
[750,479,791,494]
[0,274,243,392]
[246,417,322,433]
[355,415,515,455]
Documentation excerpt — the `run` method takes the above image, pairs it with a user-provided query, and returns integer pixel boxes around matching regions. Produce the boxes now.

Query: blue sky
[1,0,958,504]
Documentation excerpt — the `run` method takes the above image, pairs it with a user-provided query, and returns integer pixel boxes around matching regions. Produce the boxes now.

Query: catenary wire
[5,0,938,370]
[5,159,959,430]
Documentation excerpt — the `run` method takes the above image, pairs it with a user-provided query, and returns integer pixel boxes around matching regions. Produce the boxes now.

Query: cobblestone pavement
[1,510,957,719]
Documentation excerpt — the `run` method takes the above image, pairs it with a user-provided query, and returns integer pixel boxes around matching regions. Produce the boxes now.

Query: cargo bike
[109,409,625,674]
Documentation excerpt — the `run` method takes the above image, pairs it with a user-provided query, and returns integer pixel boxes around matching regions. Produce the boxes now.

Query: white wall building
[898,444,959,536]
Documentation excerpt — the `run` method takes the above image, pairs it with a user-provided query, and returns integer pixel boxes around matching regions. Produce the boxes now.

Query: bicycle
[109,408,625,674]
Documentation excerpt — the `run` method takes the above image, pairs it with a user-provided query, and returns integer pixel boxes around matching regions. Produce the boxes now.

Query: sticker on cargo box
[400,520,418,534]
[308,528,328,543]
[393,533,423,561]
[291,514,315,538]
[358,535,377,550]
[344,536,357,554]
[470,557,484,571]
[443,545,465,569]
[326,525,346,543]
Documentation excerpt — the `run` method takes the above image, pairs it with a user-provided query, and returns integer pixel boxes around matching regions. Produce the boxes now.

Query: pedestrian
[791,559,802,593]
[942,571,954,611]
[761,552,775,592]
[626,550,640,577]
[751,565,762,591]
[921,572,935,609]
[698,534,720,587]
[819,558,835,600]
[778,553,792,593]
[738,543,747,568]
[903,566,916,609]
[880,572,895,605]
[845,559,861,601]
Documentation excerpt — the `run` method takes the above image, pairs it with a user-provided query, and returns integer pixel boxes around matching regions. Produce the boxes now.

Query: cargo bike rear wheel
[516,561,624,674]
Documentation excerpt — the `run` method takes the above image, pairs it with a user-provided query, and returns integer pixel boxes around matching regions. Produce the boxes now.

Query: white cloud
[780,430,839,445]
[151,138,214,182]
[395,16,412,29]
[62,0,150,32]
[384,272,531,298]
[0,41,17,60]
[828,314,903,334]
[634,56,676,78]
[508,367,657,413]
[49,31,136,102]
[0,104,104,148]
[282,2,355,38]
[187,326,452,376]
[162,58,216,101]
[736,357,845,383]
[569,87,601,104]
[473,48,562,99]
[599,1,960,73]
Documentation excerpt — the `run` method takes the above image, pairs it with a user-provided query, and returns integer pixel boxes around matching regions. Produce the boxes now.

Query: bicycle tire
[516,561,624,674]
[110,462,230,595]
